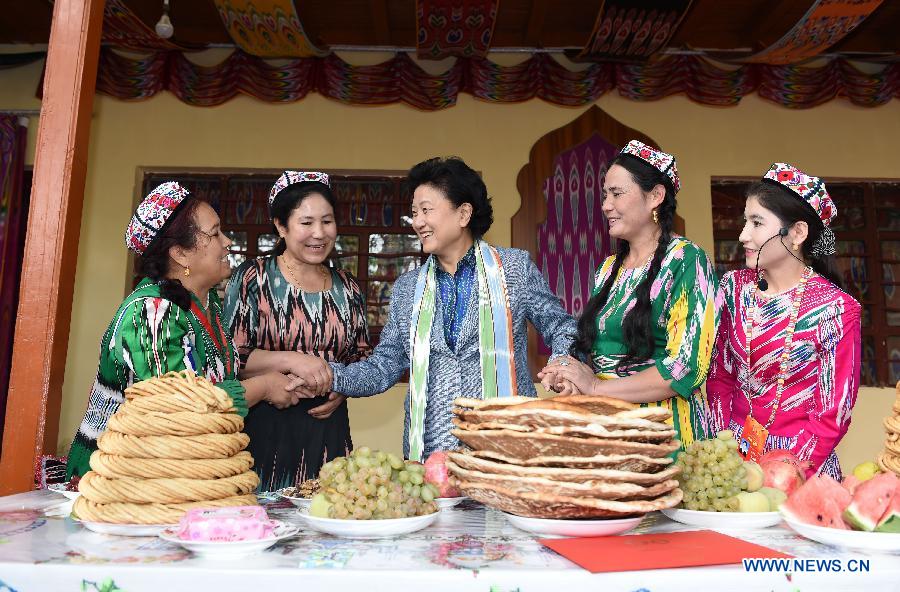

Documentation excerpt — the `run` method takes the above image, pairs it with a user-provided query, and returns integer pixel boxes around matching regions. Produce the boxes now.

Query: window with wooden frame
[133,168,422,346]
[712,177,900,387]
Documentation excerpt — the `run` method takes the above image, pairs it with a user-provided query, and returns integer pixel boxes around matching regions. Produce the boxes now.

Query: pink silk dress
[707,268,861,479]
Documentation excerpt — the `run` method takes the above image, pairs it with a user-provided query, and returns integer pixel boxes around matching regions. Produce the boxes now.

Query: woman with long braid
[539,141,718,449]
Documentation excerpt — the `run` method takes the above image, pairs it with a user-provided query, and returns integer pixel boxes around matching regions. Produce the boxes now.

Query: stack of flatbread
[877,383,900,477]
[448,395,683,519]
[73,371,259,525]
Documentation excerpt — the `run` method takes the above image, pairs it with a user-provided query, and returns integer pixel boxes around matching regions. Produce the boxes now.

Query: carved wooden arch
[511,105,684,379]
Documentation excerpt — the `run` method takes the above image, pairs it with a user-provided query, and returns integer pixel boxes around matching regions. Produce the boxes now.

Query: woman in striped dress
[67,182,302,478]
[225,172,370,491]
[706,164,861,479]
[539,141,718,450]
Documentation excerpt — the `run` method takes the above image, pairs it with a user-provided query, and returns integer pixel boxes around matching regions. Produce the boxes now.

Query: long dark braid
[570,154,677,374]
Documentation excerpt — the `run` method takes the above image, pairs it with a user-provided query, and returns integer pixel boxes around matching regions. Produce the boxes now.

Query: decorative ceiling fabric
[416,0,500,60]
[740,0,885,65]
[416,0,500,59]
[91,48,900,109]
[213,0,328,58]
[102,0,194,51]
[575,0,694,62]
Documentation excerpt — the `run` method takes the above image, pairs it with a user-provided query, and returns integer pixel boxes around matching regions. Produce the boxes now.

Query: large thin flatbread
[453,428,680,459]
[448,451,680,484]
[447,460,678,501]
[453,396,671,422]
[455,406,674,432]
[469,449,673,473]
[452,418,676,443]
[457,480,683,518]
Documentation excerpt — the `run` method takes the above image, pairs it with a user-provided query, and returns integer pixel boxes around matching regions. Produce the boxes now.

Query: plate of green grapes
[661,431,784,529]
[298,448,442,538]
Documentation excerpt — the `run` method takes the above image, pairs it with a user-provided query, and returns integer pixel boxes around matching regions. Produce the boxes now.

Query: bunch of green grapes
[675,430,748,512]
[315,447,439,519]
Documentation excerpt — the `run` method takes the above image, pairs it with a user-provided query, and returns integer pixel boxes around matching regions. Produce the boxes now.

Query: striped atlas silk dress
[589,237,718,449]
[225,256,371,491]
[707,268,861,479]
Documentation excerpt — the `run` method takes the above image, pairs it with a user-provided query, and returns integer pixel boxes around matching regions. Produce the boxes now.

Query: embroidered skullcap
[619,140,681,194]
[268,171,330,206]
[762,163,836,227]
[125,181,192,255]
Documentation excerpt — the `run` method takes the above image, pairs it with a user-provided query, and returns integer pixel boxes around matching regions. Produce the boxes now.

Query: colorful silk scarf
[407,239,516,461]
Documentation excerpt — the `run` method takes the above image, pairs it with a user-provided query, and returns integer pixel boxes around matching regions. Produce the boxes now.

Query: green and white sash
[407,240,517,461]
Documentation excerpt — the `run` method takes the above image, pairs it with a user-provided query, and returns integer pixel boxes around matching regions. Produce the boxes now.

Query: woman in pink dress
[707,163,861,479]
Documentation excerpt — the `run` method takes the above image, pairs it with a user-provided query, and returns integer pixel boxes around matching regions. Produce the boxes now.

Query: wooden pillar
[0,0,105,494]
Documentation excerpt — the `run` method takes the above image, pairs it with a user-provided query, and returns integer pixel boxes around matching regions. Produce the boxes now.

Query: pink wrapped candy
[175,506,276,542]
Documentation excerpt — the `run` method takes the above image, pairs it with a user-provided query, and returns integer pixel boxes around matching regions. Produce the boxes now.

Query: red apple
[424,451,460,498]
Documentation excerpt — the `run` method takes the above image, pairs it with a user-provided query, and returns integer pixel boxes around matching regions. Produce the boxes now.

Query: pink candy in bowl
[175,506,277,542]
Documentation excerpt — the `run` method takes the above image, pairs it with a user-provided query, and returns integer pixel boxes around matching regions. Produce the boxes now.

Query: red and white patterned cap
[619,140,681,194]
[763,162,836,227]
[125,181,192,255]
[268,171,330,206]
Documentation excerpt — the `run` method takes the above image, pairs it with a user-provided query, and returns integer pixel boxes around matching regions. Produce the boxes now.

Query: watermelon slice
[875,483,900,533]
[844,472,899,531]
[841,475,861,496]
[782,475,851,530]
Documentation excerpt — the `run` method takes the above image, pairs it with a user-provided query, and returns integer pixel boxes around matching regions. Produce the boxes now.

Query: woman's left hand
[538,356,599,395]
[308,392,346,419]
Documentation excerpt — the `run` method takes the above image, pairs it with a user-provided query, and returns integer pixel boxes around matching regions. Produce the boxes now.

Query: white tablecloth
[0,490,897,591]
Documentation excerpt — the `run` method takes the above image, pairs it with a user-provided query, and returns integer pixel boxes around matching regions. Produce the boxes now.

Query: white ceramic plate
[297,509,440,539]
[276,488,312,510]
[781,513,900,552]
[661,508,782,529]
[48,483,81,500]
[435,496,466,510]
[78,520,176,537]
[503,512,644,538]
[159,521,299,559]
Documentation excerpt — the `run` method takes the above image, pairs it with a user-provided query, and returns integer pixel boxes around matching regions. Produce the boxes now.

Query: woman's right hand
[282,353,332,396]
[263,372,303,409]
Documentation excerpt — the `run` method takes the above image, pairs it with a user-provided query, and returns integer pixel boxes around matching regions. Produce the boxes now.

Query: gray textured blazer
[330,246,577,459]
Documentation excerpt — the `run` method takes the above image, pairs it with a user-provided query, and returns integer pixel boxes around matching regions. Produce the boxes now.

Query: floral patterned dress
[590,237,718,450]
[225,256,370,491]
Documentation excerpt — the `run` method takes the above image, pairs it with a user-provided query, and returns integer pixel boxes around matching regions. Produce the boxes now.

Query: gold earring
[183,266,191,277]
[652,210,659,225]
[793,244,800,252]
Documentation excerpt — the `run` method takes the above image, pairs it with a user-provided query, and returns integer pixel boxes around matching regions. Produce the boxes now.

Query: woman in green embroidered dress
[66,182,303,479]
[539,141,718,450]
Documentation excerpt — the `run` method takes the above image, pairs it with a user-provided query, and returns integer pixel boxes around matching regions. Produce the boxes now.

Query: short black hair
[405,157,493,238]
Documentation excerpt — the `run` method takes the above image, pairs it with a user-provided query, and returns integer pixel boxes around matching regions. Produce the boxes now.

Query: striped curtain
[536,134,618,353]
[0,115,28,448]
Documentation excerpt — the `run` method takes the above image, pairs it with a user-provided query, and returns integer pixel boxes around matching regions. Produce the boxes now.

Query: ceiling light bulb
[155,13,174,39]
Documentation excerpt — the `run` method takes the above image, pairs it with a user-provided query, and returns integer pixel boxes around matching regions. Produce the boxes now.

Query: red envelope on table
[540,530,792,573]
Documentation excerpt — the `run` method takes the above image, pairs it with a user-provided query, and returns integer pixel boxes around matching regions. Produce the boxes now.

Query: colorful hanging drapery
[575,0,694,62]
[537,134,618,349]
[0,115,28,446]
[741,0,884,65]
[91,47,900,110]
[213,0,328,58]
[102,0,196,51]
[416,0,500,59]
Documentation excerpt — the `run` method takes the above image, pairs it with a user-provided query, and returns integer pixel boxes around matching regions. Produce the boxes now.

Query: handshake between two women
[244,350,343,419]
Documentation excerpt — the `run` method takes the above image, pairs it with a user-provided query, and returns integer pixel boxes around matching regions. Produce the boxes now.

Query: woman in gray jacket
[325,156,577,460]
